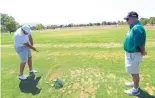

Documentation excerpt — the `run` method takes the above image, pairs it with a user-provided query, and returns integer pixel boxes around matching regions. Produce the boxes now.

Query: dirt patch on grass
[72,83,79,89]
[0,45,13,48]
[48,51,124,60]
[36,43,122,48]
[147,42,155,47]
[40,25,127,32]
[46,67,115,98]
[69,68,110,98]
[144,83,155,95]
[107,73,116,79]
[1,43,122,48]
[9,70,15,74]
[50,72,59,81]
[2,41,155,48]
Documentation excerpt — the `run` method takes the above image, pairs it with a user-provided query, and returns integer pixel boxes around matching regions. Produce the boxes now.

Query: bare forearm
[139,46,145,52]
[29,35,33,46]
[24,43,35,50]
[29,39,33,46]
[139,46,146,56]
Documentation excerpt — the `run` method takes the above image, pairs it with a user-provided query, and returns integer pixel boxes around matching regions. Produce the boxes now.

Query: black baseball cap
[124,11,139,20]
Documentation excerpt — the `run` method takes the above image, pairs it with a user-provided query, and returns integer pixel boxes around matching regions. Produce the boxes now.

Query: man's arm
[139,46,147,56]
[29,34,33,46]
[134,26,146,56]
[23,42,38,52]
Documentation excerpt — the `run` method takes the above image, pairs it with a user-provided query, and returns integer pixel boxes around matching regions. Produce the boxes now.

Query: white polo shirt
[14,28,30,47]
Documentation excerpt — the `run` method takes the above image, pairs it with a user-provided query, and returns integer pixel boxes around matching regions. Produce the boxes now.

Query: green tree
[140,18,149,25]
[120,21,127,25]
[102,21,106,25]
[50,25,58,29]
[46,25,58,29]
[35,24,44,30]
[149,17,155,25]
[30,26,37,30]
[95,23,101,26]
[88,23,93,26]
[1,13,18,33]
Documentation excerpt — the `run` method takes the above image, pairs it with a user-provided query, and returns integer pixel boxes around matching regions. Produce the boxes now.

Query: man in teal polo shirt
[123,11,147,96]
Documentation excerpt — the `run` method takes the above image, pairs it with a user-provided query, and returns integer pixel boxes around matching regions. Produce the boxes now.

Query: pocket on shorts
[138,53,142,64]
[28,48,32,57]
[126,53,136,62]
[130,53,136,61]
[15,47,24,53]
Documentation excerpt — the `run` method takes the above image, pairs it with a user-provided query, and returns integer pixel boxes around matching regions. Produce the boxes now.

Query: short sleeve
[133,26,146,46]
[20,35,29,44]
[29,30,32,35]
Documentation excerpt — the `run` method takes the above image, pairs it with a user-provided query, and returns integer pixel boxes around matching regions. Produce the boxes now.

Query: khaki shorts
[15,46,32,63]
[125,52,142,74]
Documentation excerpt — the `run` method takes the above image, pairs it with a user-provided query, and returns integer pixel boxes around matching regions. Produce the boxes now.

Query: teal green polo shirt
[124,20,146,52]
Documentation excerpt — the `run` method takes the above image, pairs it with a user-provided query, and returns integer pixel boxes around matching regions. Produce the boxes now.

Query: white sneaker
[125,82,134,87]
[29,69,38,73]
[124,88,140,96]
[19,75,27,80]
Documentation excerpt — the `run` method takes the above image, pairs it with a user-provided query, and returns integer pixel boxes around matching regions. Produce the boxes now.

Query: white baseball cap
[21,25,32,34]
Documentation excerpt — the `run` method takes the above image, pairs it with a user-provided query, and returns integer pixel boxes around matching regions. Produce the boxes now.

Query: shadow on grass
[19,73,42,95]
[137,88,155,98]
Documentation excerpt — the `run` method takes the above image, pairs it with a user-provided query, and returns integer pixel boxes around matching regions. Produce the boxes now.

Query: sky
[0,0,155,25]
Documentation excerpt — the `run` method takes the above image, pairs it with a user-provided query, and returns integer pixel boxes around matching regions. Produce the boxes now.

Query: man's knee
[132,74,139,76]
[132,74,139,78]
[28,56,32,59]
[20,61,27,65]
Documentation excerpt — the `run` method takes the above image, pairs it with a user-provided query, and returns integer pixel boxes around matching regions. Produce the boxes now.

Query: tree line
[1,13,19,33]
[1,13,155,33]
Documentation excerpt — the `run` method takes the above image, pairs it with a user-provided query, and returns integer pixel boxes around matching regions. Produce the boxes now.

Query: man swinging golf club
[14,25,38,80]
[123,11,146,96]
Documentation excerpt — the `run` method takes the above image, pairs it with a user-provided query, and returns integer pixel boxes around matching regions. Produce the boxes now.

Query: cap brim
[123,17,129,20]
[24,29,31,34]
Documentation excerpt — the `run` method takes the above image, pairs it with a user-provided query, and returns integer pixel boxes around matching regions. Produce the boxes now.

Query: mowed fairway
[1,26,155,98]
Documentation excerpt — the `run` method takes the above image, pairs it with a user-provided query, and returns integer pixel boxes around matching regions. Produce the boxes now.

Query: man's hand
[141,51,147,56]
[139,46,147,56]
[23,43,38,52]
[33,47,38,52]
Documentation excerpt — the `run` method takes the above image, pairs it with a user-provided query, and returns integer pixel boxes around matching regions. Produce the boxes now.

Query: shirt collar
[130,20,140,29]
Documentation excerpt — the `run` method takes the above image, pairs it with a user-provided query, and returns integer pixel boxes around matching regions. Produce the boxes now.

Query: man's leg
[28,49,37,73]
[28,48,33,71]
[19,61,27,80]
[124,73,140,95]
[124,52,140,95]
[28,57,32,71]
[132,74,140,88]
[18,47,29,80]
[20,62,26,75]
[125,74,139,87]
[18,47,27,76]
